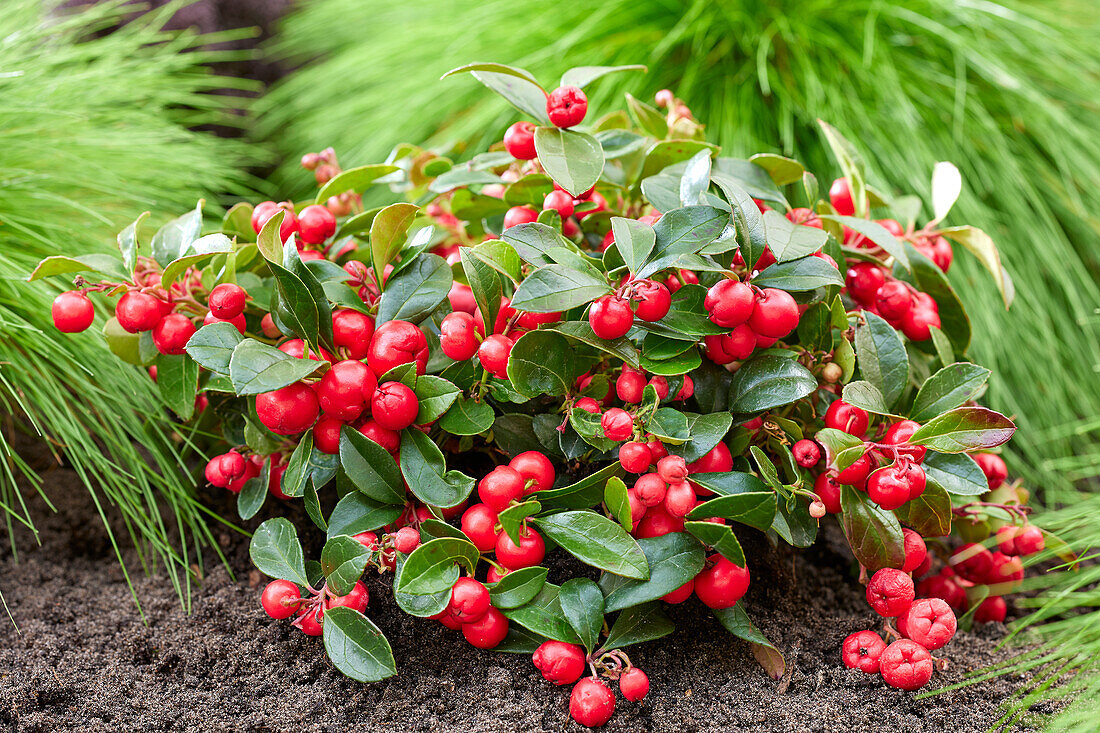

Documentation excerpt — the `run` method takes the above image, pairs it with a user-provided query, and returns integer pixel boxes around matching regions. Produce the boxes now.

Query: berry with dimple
[532,641,586,685]
[569,678,615,728]
[748,288,799,338]
[478,465,525,511]
[461,606,509,649]
[824,399,869,437]
[694,555,750,609]
[793,439,821,467]
[917,573,968,613]
[370,381,419,430]
[503,121,537,159]
[52,290,95,333]
[510,450,555,493]
[440,311,481,361]
[866,568,915,617]
[633,473,668,508]
[881,420,926,463]
[901,528,928,573]
[619,668,649,702]
[974,596,1007,624]
[332,309,375,360]
[546,86,588,128]
[973,453,1008,490]
[631,279,671,322]
[619,442,652,473]
[842,630,887,673]
[478,334,513,378]
[261,579,302,620]
[496,526,546,569]
[392,526,420,554]
[829,177,856,216]
[368,320,428,377]
[447,577,491,624]
[326,581,369,614]
[897,598,956,650]
[116,291,165,333]
[298,204,337,245]
[879,639,933,691]
[256,382,320,435]
[589,295,634,339]
[153,314,196,355]
[601,408,634,442]
[461,504,500,552]
[663,481,696,518]
[316,360,376,421]
[208,283,247,319]
[656,455,688,483]
[814,473,842,514]
[704,280,755,328]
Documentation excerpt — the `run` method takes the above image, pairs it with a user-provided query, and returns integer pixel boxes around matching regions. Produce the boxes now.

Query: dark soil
[0,440,1047,732]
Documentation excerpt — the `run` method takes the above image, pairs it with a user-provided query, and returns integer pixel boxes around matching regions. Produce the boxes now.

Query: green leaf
[249,518,308,585]
[494,626,550,654]
[610,216,656,274]
[688,492,777,531]
[641,141,721,182]
[770,499,818,548]
[327,492,404,539]
[28,253,130,283]
[684,521,745,565]
[559,578,605,652]
[498,500,541,545]
[839,486,906,573]
[751,256,843,291]
[604,477,632,531]
[625,93,667,138]
[939,225,1014,309]
[728,355,817,413]
[560,64,646,88]
[392,554,452,618]
[599,532,705,612]
[679,149,713,206]
[502,583,583,645]
[500,222,573,267]
[488,566,548,609]
[640,348,701,376]
[469,68,551,123]
[532,462,622,509]
[510,264,610,313]
[821,215,910,269]
[714,604,785,680]
[818,121,867,216]
[459,246,503,330]
[116,211,148,274]
[910,363,991,423]
[155,353,198,421]
[315,164,399,204]
[395,537,479,596]
[438,396,495,435]
[841,380,894,416]
[894,482,952,537]
[151,200,203,267]
[534,127,604,197]
[534,510,649,579]
[279,433,316,499]
[909,407,1016,453]
[761,210,828,262]
[640,174,682,213]
[269,259,322,352]
[675,412,733,462]
[228,339,322,396]
[399,429,475,508]
[507,330,579,399]
[929,325,955,366]
[371,202,420,286]
[322,607,397,682]
[376,253,451,325]
[320,535,373,595]
[544,321,641,368]
[814,427,866,472]
[338,426,406,505]
[602,602,675,650]
[749,154,805,186]
[855,312,909,408]
[184,321,243,375]
[411,375,461,425]
[923,451,988,496]
[637,206,728,278]
[689,471,770,497]
[221,202,253,241]
[711,173,767,267]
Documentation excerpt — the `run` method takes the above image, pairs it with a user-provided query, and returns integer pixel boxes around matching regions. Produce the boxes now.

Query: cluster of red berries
[845,262,941,341]
[702,279,800,364]
[587,277,671,340]
[530,641,649,727]
[438,294,560,379]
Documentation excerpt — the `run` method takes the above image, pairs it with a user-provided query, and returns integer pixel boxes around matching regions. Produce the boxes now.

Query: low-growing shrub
[34,63,1065,726]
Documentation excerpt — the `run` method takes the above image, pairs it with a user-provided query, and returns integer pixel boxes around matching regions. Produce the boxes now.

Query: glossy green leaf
[534,510,649,579]
[376,253,451,325]
[855,312,909,408]
[841,380,894,416]
[510,264,610,313]
[611,216,656,274]
[749,154,805,186]
[728,355,817,413]
[822,215,909,269]
[910,363,991,423]
[116,211,149,274]
[322,607,397,682]
[762,210,828,262]
[399,429,476,508]
[909,406,1016,453]
[228,339,322,396]
[939,225,1014,309]
[714,604,785,680]
[502,583,583,645]
[688,492,777,531]
[236,460,269,521]
[155,353,198,421]
[894,482,952,537]
[637,205,728,278]
[371,202,419,285]
[560,64,646,88]
[559,578,604,652]
[339,426,406,505]
[320,535,373,595]
[327,492,404,539]
[315,164,399,204]
[395,537,479,596]
[599,532,705,612]
[602,602,675,651]
[498,500,541,545]
[438,396,495,435]
[684,521,745,565]
[28,253,130,283]
[151,200,203,267]
[184,321,243,375]
[839,486,906,572]
[507,330,579,399]
[752,256,843,291]
[488,566,548,609]
[534,127,604,197]
[922,451,988,496]
[249,518,308,585]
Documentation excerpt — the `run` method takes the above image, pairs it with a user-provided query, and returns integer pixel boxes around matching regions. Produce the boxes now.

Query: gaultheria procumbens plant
[33,63,1070,725]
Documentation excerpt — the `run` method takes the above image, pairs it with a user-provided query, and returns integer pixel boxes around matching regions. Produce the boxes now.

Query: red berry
[357,419,400,453]
[917,573,968,613]
[974,595,1007,624]
[619,668,649,702]
[661,578,694,604]
[589,295,634,339]
[901,528,928,574]
[866,568,915,617]
[792,439,821,467]
[495,526,545,569]
[575,397,600,414]
[1014,525,1044,556]
[543,189,575,218]
[503,206,539,230]
[845,262,887,305]
[984,551,1024,588]
[866,461,925,510]
[353,531,378,550]
[261,579,302,620]
[208,283,247,319]
[503,121,537,160]
[298,204,336,245]
[996,525,1021,555]
[656,455,688,483]
[881,420,926,463]
[875,281,913,322]
[824,399,869,438]
[687,441,733,474]
[447,577,491,624]
[332,309,375,360]
[546,86,588,128]
[368,320,428,377]
[296,607,323,636]
[648,376,669,400]
[901,305,940,341]
[478,334,513,378]
[203,309,245,335]
[252,201,299,242]
[648,438,671,465]
[813,473,843,514]
[461,606,509,649]
[973,453,1008,490]
[842,630,887,673]
[704,280,755,328]
[633,473,668,507]
[569,678,615,728]
[313,417,343,454]
[370,381,419,430]
[897,598,956,650]
[634,504,684,538]
[461,504,500,552]
[392,526,420,554]
[509,451,555,493]
[632,280,671,322]
[256,382,320,435]
[448,283,477,314]
[619,442,652,473]
[663,480,696,518]
[532,640,586,685]
[478,466,525,511]
[316,360,376,422]
[152,314,196,355]
[52,290,95,332]
[675,376,694,401]
[748,288,799,338]
[326,581,369,614]
[694,555,750,609]
[949,543,994,583]
[879,639,933,691]
[601,408,634,442]
[829,177,856,216]
[440,311,481,361]
[116,291,165,333]
[836,452,874,485]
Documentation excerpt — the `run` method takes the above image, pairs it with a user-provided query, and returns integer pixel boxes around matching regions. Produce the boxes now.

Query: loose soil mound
[0,441,1047,732]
